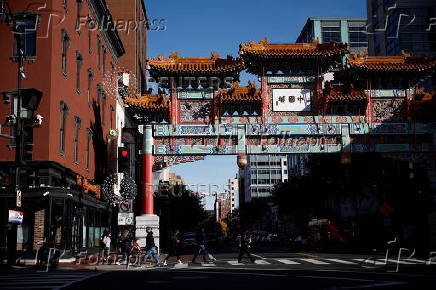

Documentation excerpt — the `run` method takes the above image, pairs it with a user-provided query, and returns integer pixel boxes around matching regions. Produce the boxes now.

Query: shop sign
[118,213,134,225]
[8,210,23,224]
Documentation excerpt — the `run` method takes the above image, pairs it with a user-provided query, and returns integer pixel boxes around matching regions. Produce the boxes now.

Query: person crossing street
[140,227,159,266]
[163,229,182,266]
[238,231,255,263]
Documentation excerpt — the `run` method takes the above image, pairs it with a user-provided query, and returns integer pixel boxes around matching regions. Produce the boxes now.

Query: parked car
[182,232,196,247]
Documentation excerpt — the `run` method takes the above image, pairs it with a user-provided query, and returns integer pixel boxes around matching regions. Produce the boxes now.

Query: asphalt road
[1,252,435,289]
[65,267,435,290]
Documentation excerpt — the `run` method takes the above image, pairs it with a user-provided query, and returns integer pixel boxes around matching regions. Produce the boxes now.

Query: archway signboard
[125,38,436,247]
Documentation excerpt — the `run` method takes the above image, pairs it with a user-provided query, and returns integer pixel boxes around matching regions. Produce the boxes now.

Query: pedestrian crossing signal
[118,147,130,173]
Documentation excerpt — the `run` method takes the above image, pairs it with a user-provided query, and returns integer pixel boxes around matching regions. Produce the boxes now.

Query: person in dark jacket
[192,227,211,263]
[163,229,182,265]
[116,229,131,265]
[141,227,159,266]
[238,231,255,263]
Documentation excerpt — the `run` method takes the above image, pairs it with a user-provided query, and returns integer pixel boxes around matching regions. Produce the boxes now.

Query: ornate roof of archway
[124,89,170,111]
[323,83,367,102]
[346,51,436,72]
[239,38,349,74]
[240,37,349,58]
[218,81,262,102]
[147,51,244,76]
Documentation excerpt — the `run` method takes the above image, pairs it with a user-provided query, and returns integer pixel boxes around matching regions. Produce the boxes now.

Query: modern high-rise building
[238,154,311,205]
[366,0,436,57]
[225,175,238,213]
[239,155,288,203]
[296,17,368,54]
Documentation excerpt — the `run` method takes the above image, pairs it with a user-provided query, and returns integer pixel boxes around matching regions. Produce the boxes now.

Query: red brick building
[107,0,147,94]
[0,0,125,256]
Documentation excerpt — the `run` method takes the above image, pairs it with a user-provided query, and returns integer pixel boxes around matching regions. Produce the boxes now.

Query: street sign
[16,190,21,207]
[118,213,134,225]
[8,210,23,224]
[119,200,133,213]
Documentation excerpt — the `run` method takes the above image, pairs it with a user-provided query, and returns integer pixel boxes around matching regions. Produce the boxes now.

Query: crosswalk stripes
[275,259,300,265]
[227,260,244,265]
[0,270,101,290]
[324,258,356,265]
[180,257,426,269]
[254,260,270,265]
[353,258,386,265]
[299,258,330,265]
[405,258,427,264]
[380,259,415,265]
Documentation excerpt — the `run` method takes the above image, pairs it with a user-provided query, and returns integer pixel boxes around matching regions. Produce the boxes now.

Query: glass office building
[296,17,368,54]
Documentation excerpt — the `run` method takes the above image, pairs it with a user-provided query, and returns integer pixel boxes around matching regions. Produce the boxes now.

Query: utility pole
[14,34,24,199]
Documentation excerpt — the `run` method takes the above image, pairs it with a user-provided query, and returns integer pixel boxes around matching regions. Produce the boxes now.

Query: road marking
[254,260,270,265]
[227,260,244,265]
[324,258,356,265]
[300,258,330,265]
[353,258,385,265]
[379,259,415,265]
[251,253,266,259]
[276,259,300,265]
[405,258,426,264]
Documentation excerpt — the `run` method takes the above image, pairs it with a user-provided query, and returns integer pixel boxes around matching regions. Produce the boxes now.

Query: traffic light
[118,147,130,173]
[22,122,34,162]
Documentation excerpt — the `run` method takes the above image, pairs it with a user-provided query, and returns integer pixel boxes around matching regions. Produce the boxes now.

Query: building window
[75,0,83,35]
[110,62,114,83]
[348,21,368,54]
[60,101,70,155]
[97,35,101,70]
[102,46,106,77]
[86,128,92,170]
[88,16,94,54]
[74,116,82,164]
[61,29,70,77]
[101,91,106,125]
[87,68,93,107]
[76,51,83,94]
[96,84,101,107]
[13,14,39,60]
[321,20,341,43]
[110,105,114,128]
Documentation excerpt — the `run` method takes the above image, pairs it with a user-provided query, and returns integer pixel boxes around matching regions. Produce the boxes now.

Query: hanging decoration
[120,172,138,200]
[102,173,122,207]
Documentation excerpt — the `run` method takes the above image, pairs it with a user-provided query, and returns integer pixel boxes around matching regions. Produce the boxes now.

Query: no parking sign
[119,200,133,213]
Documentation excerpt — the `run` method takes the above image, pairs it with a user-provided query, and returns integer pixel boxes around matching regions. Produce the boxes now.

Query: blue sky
[145,0,367,204]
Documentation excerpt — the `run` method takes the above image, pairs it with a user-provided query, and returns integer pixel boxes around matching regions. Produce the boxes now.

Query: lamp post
[1,0,42,264]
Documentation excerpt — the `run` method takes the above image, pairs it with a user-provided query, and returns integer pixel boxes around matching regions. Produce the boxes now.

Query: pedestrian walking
[102,231,111,263]
[192,227,212,264]
[116,229,131,265]
[163,229,182,265]
[140,227,159,266]
[238,231,255,263]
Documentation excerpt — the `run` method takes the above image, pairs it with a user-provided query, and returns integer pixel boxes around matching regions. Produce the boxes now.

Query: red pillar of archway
[142,153,154,215]
[141,124,154,215]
